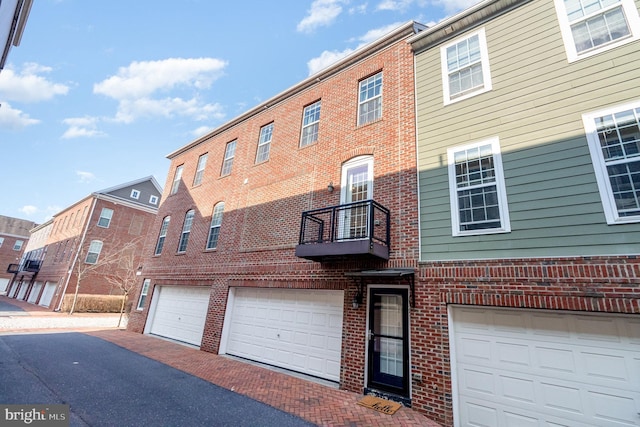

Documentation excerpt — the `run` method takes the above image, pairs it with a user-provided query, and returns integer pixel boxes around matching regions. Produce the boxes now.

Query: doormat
[357,395,402,415]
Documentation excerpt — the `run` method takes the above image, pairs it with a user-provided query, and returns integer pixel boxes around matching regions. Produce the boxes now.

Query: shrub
[61,294,126,313]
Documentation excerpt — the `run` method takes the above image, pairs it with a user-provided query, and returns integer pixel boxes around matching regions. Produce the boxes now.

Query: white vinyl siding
[554,0,640,62]
[583,100,640,224]
[358,72,382,125]
[441,28,492,105]
[448,138,511,236]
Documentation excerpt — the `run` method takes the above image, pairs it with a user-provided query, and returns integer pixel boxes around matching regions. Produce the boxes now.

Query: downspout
[55,197,97,312]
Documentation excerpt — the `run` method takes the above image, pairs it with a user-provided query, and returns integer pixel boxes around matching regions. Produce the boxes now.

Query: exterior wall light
[327,182,334,193]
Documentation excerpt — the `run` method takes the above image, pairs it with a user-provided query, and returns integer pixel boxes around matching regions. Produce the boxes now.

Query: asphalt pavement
[0,332,315,427]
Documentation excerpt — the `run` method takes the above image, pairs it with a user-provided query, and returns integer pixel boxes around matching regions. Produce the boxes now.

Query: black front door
[367,288,409,397]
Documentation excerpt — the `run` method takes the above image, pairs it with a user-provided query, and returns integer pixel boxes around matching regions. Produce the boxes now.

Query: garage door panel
[226,288,343,381]
[452,307,640,427]
[148,286,209,346]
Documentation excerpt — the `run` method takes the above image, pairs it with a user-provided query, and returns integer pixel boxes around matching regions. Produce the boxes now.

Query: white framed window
[583,100,640,224]
[136,279,150,310]
[85,240,103,264]
[447,138,511,236]
[0,237,4,247]
[441,28,492,105]
[149,195,159,205]
[339,156,374,239]
[193,153,208,186]
[255,123,273,163]
[170,165,184,195]
[221,140,236,176]
[154,216,170,255]
[97,208,114,228]
[177,210,195,253]
[130,189,140,199]
[206,202,225,250]
[358,72,382,125]
[300,100,321,147]
[13,240,24,251]
[554,0,640,62]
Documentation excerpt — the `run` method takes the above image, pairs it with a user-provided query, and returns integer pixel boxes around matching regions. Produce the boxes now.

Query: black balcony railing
[24,260,41,272]
[295,199,390,261]
[7,264,19,274]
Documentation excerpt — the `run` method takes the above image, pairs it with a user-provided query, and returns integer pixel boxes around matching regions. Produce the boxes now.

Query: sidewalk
[1,295,441,426]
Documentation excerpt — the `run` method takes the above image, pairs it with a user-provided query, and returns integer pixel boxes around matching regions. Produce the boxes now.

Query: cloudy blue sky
[0,0,480,224]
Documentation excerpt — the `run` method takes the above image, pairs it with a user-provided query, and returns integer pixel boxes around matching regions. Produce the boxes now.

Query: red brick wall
[412,256,640,425]
[128,35,420,397]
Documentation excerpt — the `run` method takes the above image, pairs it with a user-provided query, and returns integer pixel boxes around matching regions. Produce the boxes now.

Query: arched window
[154,216,170,255]
[177,210,195,253]
[206,202,225,250]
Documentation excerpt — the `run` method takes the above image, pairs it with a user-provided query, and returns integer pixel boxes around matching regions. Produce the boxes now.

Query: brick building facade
[0,215,37,293]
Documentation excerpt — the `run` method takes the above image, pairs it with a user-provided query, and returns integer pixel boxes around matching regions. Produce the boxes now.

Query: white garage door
[0,278,9,294]
[450,306,640,427]
[27,282,42,304]
[148,286,210,347]
[38,282,57,307]
[225,288,344,382]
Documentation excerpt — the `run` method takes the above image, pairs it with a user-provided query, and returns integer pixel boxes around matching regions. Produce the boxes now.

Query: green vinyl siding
[416,0,640,260]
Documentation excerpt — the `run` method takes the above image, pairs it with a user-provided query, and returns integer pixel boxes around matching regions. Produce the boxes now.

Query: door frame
[365,285,411,398]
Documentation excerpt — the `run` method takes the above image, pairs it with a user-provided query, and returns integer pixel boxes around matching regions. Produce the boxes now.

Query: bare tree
[70,236,144,321]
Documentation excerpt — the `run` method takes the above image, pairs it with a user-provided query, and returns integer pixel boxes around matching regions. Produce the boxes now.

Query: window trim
[554,0,640,62]
[97,208,114,228]
[206,202,225,250]
[193,153,208,186]
[440,28,492,105]
[85,240,103,264]
[13,240,24,251]
[221,140,236,176]
[170,165,184,195]
[149,195,159,205]
[154,216,170,255]
[447,137,511,236]
[177,210,195,253]
[130,189,140,199]
[582,100,640,224]
[136,279,150,310]
[300,100,321,147]
[255,123,273,164]
[357,72,383,126]
[0,237,4,247]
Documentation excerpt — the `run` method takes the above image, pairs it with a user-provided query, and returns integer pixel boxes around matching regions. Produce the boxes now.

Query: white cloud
[0,102,40,130]
[94,57,227,99]
[19,205,38,216]
[376,0,413,11]
[0,63,69,103]
[76,171,96,183]
[306,22,402,75]
[432,0,482,14]
[297,0,346,33]
[349,3,368,14]
[191,126,213,138]
[61,116,106,139]
[92,57,228,125]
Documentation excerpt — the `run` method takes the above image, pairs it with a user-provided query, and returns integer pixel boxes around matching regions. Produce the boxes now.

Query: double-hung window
[441,28,492,104]
[554,0,640,62]
[154,216,170,255]
[583,101,640,224]
[85,240,103,264]
[170,165,184,195]
[221,141,236,176]
[177,210,195,253]
[206,202,225,250]
[447,138,511,235]
[13,240,24,251]
[193,153,208,186]
[256,124,273,163]
[97,208,114,228]
[300,101,321,147]
[358,72,382,125]
[136,279,150,310]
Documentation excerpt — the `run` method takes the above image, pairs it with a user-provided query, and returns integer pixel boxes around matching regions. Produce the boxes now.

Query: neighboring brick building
[409,0,640,425]
[129,21,425,408]
[1,215,37,293]
[8,176,162,311]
